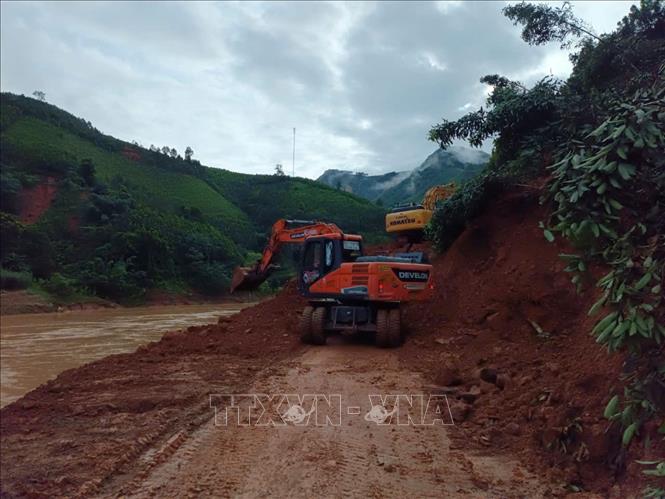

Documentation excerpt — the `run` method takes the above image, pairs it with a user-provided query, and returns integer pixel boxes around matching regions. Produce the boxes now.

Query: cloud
[0,1,634,179]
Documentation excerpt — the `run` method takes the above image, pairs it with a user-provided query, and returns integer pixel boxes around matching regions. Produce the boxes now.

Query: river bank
[0,289,266,316]
[0,301,256,407]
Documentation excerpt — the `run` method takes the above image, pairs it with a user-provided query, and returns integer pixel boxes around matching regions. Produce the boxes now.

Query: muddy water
[0,303,254,407]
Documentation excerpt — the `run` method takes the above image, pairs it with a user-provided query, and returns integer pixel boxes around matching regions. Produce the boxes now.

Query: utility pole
[292,127,296,177]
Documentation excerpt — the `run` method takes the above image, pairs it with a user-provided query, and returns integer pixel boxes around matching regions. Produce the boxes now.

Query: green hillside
[0,93,385,302]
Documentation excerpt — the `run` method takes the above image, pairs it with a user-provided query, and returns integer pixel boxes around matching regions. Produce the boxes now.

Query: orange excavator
[231,218,434,347]
[230,219,345,293]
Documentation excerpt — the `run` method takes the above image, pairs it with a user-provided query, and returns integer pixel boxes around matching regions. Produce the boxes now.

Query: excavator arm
[230,219,343,292]
[422,183,457,211]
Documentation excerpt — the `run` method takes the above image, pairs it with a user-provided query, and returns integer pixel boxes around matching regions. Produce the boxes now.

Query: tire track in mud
[103,343,551,498]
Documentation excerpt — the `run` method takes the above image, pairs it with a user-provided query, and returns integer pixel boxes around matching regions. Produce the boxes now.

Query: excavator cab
[297,234,363,294]
[230,219,345,293]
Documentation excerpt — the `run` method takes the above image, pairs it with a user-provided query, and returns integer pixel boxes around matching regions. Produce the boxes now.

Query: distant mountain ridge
[317,147,488,206]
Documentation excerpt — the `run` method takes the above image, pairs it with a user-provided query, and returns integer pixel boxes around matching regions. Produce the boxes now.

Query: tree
[79,159,96,187]
[170,148,178,158]
[274,163,285,176]
[161,146,170,155]
[32,90,46,101]
[502,1,601,48]
[185,146,194,161]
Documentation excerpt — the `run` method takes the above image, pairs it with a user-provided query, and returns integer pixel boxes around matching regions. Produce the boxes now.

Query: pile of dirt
[398,190,662,495]
[0,282,307,497]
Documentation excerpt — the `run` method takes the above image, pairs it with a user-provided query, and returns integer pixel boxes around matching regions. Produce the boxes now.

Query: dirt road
[103,340,548,498]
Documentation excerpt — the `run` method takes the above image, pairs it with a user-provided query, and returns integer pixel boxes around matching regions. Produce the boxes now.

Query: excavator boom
[230,219,343,292]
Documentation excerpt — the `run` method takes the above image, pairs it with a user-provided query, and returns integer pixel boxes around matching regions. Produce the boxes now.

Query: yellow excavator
[385,183,456,243]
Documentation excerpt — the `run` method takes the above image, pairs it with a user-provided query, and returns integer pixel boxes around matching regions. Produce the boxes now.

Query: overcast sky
[1,1,634,178]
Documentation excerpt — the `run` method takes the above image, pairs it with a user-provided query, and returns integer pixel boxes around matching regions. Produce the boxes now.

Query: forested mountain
[0,93,385,301]
[317,147,487,206]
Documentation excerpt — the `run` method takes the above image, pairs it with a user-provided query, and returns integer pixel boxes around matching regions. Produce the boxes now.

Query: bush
[0,268,32,290]
[41,272,77,298]
[186,261,231,296]
[426,171,509,252]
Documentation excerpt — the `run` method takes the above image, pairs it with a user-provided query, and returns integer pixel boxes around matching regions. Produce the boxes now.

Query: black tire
[310,307,327,345]
[388,308,402,347]
[299,306,314,343]
[375,309,390,348]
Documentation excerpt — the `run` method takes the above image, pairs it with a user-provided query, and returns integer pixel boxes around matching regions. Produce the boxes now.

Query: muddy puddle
[0,303,254,407]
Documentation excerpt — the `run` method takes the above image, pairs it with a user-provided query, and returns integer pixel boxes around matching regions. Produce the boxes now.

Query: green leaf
[617,146,628,160]
[588,118,610,137]
[543,229,555,243]
[625,126,636,141]
[588,292,608,316]
[622,422,638,446]
[596,320,617,343]
[611,124,626,139]
[618,163,635,180]
[652,284,662,295]
[593,311,618,335]
[609,199,623,210]
[559,254,580,262]
[629,321,637,336]
[612,320,630,338]
[604,395,620,418]
[635,273,652,291]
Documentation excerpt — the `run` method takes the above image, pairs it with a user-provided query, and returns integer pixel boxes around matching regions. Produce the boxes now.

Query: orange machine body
[298,232,433,304]
[307,260,434,303]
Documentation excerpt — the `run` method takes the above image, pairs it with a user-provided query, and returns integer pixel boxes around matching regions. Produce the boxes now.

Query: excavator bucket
[230,266,268,293]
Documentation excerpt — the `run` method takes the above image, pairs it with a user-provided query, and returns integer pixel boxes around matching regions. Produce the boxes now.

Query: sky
[0,1,634,179]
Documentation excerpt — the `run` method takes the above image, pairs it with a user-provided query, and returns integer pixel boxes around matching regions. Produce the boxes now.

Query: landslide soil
[0,285,306,497]
[1,189,660,497]
[17,176,58,224]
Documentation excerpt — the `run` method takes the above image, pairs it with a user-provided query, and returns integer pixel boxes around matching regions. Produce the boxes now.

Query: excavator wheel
[388,308,402,347]
[299,306,314,343]
[310,307,327,345]
[375,309,390,348]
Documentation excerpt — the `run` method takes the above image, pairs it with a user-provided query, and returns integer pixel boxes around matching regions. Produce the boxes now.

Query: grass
[2,117,254,238]
[205,168,387,241]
